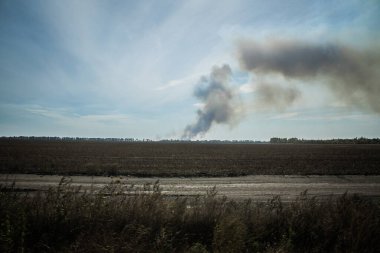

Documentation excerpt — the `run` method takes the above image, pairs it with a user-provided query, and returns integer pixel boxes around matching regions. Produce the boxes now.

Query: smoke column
[237,39,380,112]
[182,64,243,139]
[182,39,380,139]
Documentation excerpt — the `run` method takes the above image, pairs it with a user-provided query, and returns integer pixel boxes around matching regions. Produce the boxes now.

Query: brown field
[1,139,380,176]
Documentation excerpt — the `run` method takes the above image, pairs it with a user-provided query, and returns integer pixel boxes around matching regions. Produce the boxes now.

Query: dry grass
[1,180,379,252]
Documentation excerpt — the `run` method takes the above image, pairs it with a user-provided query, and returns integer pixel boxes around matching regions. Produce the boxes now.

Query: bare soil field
[1,140,380,176]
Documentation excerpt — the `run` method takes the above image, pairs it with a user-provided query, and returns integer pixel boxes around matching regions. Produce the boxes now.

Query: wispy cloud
[239,83,256,94]
[155,74,200,91]
[26,106,129,124]
[292,113,374,122]
[193,103,205,109]
[270,112,299,120]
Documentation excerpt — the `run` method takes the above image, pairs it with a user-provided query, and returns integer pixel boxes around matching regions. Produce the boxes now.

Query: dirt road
[1,174,380,201]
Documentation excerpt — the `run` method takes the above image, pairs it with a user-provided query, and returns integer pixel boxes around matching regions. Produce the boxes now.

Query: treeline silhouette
[270,137,380,144]
[0,136,140,142]
[1,136,380,144]
[0,136,265,143]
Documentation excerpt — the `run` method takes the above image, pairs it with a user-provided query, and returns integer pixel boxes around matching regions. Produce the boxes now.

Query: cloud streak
[182,64,243,139]
[236,38,380,113]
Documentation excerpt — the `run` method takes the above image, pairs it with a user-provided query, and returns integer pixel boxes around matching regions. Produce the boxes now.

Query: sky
[0,0,379,140]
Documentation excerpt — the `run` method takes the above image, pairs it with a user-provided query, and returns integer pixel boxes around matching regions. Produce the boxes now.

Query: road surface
[1,174,380,201]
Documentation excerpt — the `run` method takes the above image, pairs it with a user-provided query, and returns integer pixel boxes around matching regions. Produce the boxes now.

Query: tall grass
[1,179,379,252]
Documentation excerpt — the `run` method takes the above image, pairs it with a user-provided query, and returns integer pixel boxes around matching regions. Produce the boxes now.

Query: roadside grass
[1,179,379,252]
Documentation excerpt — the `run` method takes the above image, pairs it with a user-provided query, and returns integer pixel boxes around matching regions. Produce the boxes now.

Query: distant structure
[269,137,380,144]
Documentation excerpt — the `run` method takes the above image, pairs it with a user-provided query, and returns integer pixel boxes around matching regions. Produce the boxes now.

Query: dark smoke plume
[237,39,380,112]
[255,83,301,111]
[182,64,243,139]
[181,39,380,139]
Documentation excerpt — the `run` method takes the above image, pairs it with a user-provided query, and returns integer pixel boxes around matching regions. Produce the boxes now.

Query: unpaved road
[1,174,380,201]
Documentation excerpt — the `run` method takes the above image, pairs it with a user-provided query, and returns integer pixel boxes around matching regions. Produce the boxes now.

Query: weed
[0,181,379,252]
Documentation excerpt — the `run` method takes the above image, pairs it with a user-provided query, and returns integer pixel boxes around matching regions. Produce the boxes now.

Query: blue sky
[0,0,379,140]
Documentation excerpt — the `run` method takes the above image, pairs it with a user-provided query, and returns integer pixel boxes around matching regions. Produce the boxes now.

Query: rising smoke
[182,64,243,139]
[254,83,301,111]
[237,39,380,112]
[183,39,380,139]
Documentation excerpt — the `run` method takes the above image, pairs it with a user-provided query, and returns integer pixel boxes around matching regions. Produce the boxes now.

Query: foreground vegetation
[1,139,380,176]
[1,179,379,252]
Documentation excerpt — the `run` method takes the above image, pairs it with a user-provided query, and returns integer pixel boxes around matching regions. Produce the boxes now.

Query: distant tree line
[158,139,266,144]
[269,137,380,144]
[0,136,140,142]
[0,136,265,144]
[1,136,380,144]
